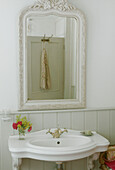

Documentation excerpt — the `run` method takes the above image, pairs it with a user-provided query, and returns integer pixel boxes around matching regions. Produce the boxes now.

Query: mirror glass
[26,15,78,100]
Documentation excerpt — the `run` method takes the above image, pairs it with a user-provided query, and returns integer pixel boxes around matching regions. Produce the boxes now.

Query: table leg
[12,158,22,170]
[87,153,100,170]
[56,162,63,170]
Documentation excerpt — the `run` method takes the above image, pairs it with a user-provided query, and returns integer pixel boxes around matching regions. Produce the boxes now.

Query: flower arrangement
[12,115,32,139]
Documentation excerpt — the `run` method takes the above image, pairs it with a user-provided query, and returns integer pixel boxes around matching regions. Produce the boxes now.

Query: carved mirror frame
[19,0,86,110]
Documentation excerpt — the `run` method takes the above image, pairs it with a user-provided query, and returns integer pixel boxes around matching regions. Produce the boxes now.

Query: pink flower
[28,126,32,132]
[17,121,22,126]
[12,123,17,130]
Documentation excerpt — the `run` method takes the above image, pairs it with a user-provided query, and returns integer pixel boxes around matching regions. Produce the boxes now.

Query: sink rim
[27,134,96,152]
[8,129,110,162]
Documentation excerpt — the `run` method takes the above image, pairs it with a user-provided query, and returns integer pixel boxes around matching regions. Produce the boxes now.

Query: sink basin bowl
[28,135,93,152]
[8,129,109,162]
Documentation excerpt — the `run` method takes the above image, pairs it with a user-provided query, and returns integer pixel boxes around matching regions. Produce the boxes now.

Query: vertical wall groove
[56,112,58,128]
[69,112,72,129]
[96,111,98,133]
[109,110,111,141]
[42,113,44,129]
[84,112,86,130]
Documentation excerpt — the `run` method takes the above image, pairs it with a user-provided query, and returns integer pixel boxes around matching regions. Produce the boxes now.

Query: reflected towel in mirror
[40,48,51,90]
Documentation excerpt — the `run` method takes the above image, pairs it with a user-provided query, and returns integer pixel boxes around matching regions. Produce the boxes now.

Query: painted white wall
[0,0,115,110]
[70,0,115,108]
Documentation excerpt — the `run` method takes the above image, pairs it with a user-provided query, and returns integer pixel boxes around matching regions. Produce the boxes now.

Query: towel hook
[41,34,53,42]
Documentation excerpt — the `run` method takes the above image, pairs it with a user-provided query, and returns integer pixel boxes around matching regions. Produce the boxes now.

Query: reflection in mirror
[26,16,78,100]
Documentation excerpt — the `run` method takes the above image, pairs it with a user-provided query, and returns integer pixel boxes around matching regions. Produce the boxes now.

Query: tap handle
[64,128,68,132]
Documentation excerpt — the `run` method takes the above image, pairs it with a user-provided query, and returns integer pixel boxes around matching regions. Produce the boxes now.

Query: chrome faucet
[46,128,68,138]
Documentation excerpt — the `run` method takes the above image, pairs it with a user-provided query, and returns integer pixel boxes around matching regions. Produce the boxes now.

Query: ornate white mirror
[19,0,86,110]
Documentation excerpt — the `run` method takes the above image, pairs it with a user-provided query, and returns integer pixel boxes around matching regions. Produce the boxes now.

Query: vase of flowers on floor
[12,115,32,140]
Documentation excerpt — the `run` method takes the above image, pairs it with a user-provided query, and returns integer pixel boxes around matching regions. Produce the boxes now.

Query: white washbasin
[8,129,109,162]
[28,135,94,151]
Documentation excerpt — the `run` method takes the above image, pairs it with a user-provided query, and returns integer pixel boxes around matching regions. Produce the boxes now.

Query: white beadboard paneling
[65,161,72,170]
[72,158,86,170]
[97,110,110,140]
[29,113,43,132]
[44,161,56,170]
[30,159,44,170]
[1,115,13,170]
[85,111,97,131]
[110,110,115,144]
[72,112,85,130]
[21,159,30,170]
[43,112,57,129]
[58,112,71,129]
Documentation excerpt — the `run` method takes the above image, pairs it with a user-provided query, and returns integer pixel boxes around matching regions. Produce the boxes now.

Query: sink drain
[57,141,60,144]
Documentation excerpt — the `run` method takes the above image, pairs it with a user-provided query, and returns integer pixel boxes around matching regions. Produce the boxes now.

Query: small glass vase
[19,131,25,140]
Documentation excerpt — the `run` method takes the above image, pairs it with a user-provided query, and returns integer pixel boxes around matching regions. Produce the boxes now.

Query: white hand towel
[40,48,51,90]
